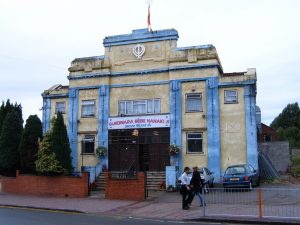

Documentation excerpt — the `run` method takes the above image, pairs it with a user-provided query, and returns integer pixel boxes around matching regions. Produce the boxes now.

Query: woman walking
[190,166,206,207]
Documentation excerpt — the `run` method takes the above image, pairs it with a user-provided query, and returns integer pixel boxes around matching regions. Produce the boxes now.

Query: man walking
[180,167,193,210]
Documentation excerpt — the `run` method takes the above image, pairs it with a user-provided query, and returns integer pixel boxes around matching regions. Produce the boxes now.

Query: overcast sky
[0,0,299,125]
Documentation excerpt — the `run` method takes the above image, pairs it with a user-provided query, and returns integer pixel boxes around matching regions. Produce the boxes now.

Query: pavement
[1,179,300,224]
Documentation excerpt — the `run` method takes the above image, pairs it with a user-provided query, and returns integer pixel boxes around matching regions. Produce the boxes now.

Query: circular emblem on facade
[132,44,145,59]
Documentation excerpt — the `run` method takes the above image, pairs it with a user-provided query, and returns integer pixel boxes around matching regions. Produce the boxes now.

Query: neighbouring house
[258,123,278,143]
[42,28,259,183]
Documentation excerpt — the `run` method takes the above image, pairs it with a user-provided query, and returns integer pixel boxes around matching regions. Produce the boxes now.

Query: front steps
[89,171,166,197]
[146,171,166,191]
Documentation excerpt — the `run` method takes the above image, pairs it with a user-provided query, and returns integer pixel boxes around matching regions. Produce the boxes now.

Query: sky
[0,0,299,125]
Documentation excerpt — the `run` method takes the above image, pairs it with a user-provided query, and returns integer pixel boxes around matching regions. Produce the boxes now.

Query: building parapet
[103,28,179,47]
[67,63,222,80]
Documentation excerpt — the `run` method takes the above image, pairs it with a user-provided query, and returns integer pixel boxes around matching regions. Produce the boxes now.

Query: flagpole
[147,2,151,31]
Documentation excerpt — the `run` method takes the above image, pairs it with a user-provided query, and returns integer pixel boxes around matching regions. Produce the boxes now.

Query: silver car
[199,167,214,187]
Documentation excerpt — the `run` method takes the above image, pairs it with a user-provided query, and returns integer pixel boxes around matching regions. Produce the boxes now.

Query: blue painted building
[42,28,258,183]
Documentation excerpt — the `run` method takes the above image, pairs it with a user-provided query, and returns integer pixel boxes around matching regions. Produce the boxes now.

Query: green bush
[35,132,64,175]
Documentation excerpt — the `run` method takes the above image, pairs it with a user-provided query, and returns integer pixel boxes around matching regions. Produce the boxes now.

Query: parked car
[223,164,259,190]
[177,167,214,192]
[199,167,214,188]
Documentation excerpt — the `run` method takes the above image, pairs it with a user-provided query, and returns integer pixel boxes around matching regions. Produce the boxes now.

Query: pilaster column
[206,77,221,183]
[42,97,51,133]
[68,88,79,171]
[170,80,182,172]
[244,85,258,170]
[98,85,110,170]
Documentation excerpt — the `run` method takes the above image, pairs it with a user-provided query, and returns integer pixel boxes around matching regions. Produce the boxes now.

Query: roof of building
[103,28,179,47]
[223,72,246,77]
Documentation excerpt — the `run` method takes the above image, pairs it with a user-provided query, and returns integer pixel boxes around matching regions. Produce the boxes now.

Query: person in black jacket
[190,166,206,207]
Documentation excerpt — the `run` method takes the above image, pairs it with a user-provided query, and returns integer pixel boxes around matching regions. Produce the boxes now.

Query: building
[42,28,258,183]
[258,123,278,143]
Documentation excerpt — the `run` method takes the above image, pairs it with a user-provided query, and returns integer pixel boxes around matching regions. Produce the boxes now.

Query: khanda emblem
[132,44,145,59]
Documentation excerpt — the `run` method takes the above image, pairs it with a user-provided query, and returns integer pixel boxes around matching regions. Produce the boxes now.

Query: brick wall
[105,172,145,201]
[2,171,89,198]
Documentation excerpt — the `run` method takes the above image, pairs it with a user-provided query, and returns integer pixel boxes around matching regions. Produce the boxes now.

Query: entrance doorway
[108,128,170,171]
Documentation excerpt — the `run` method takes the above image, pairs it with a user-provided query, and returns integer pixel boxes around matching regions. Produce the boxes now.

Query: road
[0,206,260,225]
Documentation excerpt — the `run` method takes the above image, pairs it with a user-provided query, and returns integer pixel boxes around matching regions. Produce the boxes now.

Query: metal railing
[199,188,300,221]
[110,171,137,179]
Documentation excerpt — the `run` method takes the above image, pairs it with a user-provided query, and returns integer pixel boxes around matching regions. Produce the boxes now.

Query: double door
[108,128,170,171]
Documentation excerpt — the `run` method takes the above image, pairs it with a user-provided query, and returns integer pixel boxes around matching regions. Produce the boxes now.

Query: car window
[204,168,209,174]
[248,165,255,173]
[225,166,245,175]
[199,168,204,174]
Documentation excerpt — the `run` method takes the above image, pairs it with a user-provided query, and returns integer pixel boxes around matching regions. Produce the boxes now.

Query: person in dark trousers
[190,166,206,207]
[180,167,193,210]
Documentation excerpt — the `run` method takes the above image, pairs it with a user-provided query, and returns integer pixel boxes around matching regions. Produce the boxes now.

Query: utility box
[166,166,178,191]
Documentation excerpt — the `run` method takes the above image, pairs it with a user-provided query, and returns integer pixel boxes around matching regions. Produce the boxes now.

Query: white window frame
[185,93,203,113]
[186,132,203,154]
[55,102,65,114]
[224,90,238,104]
[119,99,161,115]
[81,100,96,117]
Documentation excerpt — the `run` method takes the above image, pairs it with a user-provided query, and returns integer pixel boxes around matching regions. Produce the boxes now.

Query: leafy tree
[19,115,43,174]
[51,112,73,174]
[35,131,64,175]
[270,103,300,130]
[284,126,300,148]
[0,110,23,175]
[271,102,300,148]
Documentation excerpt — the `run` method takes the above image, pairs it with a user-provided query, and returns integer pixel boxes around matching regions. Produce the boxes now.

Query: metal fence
[199,188,300,221]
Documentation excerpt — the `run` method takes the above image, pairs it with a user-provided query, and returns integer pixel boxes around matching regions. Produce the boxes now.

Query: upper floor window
[224,90,238,104]
[81,135,95,154]
[119,99,160,115]
[55,102,65,114]
[81,100,95,117]
[186,93,203,112]
[186,132,203,153]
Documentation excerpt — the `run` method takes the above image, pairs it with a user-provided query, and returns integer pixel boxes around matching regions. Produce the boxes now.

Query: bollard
[203,192,206,217]
[258,188,263,221]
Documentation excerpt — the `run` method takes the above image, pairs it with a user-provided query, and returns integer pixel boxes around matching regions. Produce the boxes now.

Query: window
[224,90,238,103]
[81,135,95,154]
[81,100,95,117]
[119,99,160,115]
[186,132,203,153]
[186,93,203,112]
[55,102,65,114]
[263,134,272,142]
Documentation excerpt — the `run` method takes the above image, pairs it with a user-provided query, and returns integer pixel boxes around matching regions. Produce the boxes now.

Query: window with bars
[186,93,203,112]
[81,100,95,117]
[119,99,160,115]
[186,132,203,153]
[224,90,238,103]
[81,135,95,154]
[55,102,65,114]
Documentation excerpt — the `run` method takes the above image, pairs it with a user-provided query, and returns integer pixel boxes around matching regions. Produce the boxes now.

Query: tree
[51,112,73,174]
[270,102,300,148]
[0,100,23,135]
[35,131,64,175]
[0,110,23,175]
[270,103,300,130]
[19,115,43,174]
